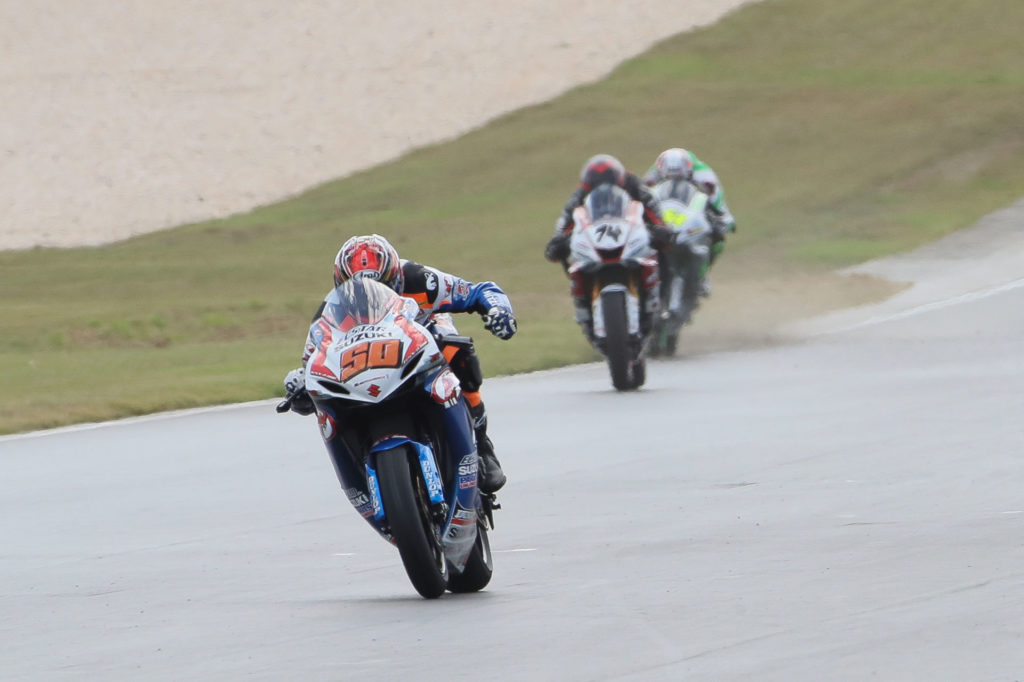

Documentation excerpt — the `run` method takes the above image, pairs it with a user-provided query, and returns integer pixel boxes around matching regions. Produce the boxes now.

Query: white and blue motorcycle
[278,278,495,599]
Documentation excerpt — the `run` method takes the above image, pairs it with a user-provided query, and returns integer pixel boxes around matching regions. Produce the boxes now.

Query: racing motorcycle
[567,184,660,390]
[277,278,495,599]
[648,178,713,357]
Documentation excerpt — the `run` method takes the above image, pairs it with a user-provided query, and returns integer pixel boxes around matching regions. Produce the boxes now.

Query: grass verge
[2,0,1023,435]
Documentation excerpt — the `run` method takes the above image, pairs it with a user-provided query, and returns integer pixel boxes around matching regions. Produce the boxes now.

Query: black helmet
[579,154,626,191]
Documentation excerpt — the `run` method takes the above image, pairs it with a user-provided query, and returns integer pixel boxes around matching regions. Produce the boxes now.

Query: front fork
[366,438,446,525]
[572,265,659,339]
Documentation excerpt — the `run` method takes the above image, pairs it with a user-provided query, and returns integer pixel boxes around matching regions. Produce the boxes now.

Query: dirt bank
[1,1,756,251]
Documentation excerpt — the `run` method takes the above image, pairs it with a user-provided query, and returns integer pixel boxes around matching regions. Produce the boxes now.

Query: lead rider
[283,234,517,493]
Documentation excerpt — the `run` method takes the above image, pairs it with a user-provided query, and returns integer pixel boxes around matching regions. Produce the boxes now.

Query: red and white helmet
[655,148,694,181]
[333,234,404,291]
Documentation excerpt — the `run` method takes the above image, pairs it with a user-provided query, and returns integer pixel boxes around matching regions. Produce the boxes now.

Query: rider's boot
[573,296,593,342]
[701,231,724,298]
[469,401,506,493]
[682,276,701,322]
[642,309,656,336]
[678,305,693,326]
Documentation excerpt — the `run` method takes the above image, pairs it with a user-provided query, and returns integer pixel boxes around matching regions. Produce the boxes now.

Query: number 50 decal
[340,339,403,382]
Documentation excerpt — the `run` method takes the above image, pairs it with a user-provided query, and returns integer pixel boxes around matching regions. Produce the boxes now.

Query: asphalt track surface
[4,283,1024,680]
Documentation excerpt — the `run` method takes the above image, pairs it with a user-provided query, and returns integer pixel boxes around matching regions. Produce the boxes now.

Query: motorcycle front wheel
[376,447,448,599]
[600,289,636,391]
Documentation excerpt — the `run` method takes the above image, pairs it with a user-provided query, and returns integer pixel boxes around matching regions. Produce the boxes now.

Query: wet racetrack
[3,283,1024,681]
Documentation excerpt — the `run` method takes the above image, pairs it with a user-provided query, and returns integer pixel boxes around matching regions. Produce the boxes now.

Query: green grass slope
[2,0,1023,434]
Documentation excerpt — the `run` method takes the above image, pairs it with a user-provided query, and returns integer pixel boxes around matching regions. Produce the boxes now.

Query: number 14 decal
[595,224,622,241]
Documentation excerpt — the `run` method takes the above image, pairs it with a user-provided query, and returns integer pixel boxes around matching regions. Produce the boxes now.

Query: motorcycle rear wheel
[376,447,448,599]
[447,520,493,593]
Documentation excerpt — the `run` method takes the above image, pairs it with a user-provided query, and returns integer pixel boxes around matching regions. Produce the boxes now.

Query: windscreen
[321,277,400,329]
[654,178,697,204]
[583,184,630,221]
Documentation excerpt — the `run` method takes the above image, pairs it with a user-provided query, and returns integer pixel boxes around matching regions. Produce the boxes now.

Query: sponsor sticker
[446,507,476,539]
[317,410,336,441]
[419,452,444,502]
[345,324,391,343]
[458,454,478,489]
[345,487,374,518]
[368,472,383,520]
[429,368,462,407]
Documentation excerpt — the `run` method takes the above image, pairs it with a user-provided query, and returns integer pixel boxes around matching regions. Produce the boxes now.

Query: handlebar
[424,320,474,350]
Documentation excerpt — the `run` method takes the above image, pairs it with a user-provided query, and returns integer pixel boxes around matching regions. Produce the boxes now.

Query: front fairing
[304,279,442,404]
[654,179,712,246]
[567,186,653,274]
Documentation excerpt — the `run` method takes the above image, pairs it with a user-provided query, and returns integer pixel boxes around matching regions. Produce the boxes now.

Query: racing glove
[483,307,517,340]
[647,224,674,251]
[283,367,315,416]
[544,233,571,262]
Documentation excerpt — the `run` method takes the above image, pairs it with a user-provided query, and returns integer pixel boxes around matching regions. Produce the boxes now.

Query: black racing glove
[647,224,674,251]
[545,233,571,262]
